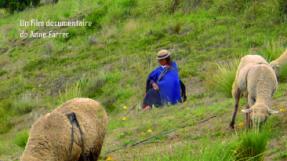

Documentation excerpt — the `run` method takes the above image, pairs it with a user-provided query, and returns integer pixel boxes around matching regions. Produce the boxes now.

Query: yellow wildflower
[147,129,153,133]
[238,122,244,129]
[123,105,128,110]
[279,108,286,112]
[106,156,113,161]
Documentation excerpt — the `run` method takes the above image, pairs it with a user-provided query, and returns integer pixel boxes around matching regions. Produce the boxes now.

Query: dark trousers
[143,89,162,108]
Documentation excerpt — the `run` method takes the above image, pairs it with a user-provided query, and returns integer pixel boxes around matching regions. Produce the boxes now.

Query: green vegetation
[142,141,235,161]
[0,0,287,160]
[14,130,29,148]
[0,0,44,13]
[235,130,269,161]
[206,59,239,97]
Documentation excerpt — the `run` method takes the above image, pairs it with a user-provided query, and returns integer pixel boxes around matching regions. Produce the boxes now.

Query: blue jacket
[146,62,181,105]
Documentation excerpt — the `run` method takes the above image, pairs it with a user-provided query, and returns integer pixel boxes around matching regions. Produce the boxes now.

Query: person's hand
[143,105,151,111]
[152,82,159,91]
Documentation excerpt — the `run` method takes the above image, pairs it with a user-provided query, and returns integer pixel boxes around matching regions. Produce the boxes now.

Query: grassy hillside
[0,0,287,160]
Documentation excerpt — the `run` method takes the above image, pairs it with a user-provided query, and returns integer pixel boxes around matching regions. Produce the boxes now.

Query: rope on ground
[104,115,217,155]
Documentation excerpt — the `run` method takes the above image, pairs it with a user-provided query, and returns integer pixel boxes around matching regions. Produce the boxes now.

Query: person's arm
[151,81,159,90]
[147,68,160,91]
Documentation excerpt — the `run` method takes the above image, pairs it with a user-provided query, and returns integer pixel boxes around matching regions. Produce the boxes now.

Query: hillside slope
[0,0,287,160]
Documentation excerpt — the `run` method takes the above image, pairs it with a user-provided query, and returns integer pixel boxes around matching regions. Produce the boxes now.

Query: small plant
[14,130,29,148]
[235,130,269,161]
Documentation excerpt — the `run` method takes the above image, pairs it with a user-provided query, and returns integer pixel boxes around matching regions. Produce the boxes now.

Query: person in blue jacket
[143,49,186,110]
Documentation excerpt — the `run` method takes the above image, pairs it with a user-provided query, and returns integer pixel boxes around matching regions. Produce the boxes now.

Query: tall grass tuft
[235,130,269,161]
[260,40,285,62]
[278,63,287,82]
[260,40,287,81]
[57,81,84,105]
[206,59,239,97]
[198,141,235,161]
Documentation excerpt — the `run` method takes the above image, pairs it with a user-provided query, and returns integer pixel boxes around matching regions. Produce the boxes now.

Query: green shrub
[235,130,269,161]
[14,130,29,148]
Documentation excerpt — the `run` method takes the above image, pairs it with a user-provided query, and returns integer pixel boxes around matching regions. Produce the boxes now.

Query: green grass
[14,130,29,148]
[278,63,287,81]
[206,59,239,97]
[0,100,12,134]
[103,99,241,160]
[141,141,235,161]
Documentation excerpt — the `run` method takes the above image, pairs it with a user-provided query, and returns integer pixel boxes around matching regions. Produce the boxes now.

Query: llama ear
[241,108,252,113]
[268,109,279,114]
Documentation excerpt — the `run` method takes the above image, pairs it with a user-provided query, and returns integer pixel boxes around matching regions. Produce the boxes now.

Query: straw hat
[157,49,171,60]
